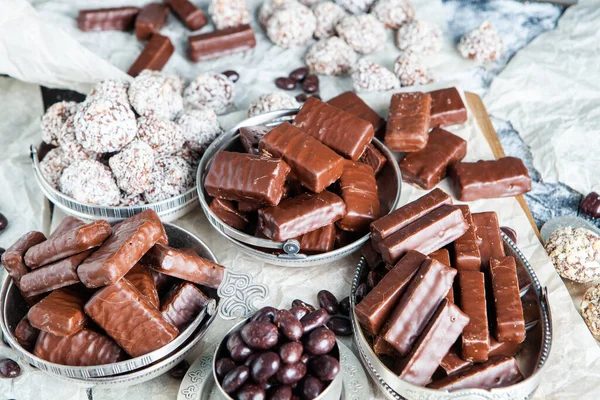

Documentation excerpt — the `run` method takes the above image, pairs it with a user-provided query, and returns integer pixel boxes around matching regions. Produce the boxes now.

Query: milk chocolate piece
[399,128,467,190]
[581,192,600,218]
[210,198,249,231]
[453,205,481,272]
[327,91,385,135]
[77,7,140,32]
[77,210,167,288]
[166,0,207,30]
[429,87,467,128]
[136,3,169,40]
[240,125,274,155]
[34,329,126,366]
[125,263,160,308]
[205,151,291,207]
[490,257,525,343]
[429,249,454,302]
[298,224,336,254]
[293,97,374,161]
[161,282,210,330]
[440,347,472,376]
[372,334,397,356]
[489,337,522,357]
[49,217,85,240]
[257,191,346,241]
[450,157,532,201]
[379,205,468,265]
[385,92,431,152]
[358,144,387,175]
[1,231,46,287]
[360,242,382,269]
[28,288,88,337]
[25,220,111,268]
[458,271,490,362]
[259,122,344,193]
[428,356,523,391]
[396,300,469,386]
[85,279,178,357]
[145,244,225,289]
[128,33,174,77]
[472,212,505,270]
[15,316,39,351]
[189,25,257,62]
[382,258,456,355]
[356,251,427,335]
[337,161,380,232]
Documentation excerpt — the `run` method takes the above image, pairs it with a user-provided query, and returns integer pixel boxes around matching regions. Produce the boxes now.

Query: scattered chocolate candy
[275,77,296,90]
[326,317,352,336]
[581,192,600,218]
[501,226,518,243]
[170,360,190,379]
[302,75,319,93]
[216,358,237,379]
[300,308,329,334]
[289,306,310,320]
[309,355,340,381]
[306,327,336,355]
[241,321,279,350]
[312,94,322,101]
[0,359,21,379]
[339,297,350,316]
[317,290,339,315]
[295,93,308,103]
[222,70,240,83]
[222,365,250,393]
[289,67,309,82]
[292,299,315,311]
[0,213,7,231]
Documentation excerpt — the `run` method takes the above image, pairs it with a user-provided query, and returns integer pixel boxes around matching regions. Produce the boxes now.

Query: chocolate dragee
[458,271,490,362]
[490,257,525,343]
[189,25,257,62]
[15,316,39,351]
[77,7,140,32]
[327,91,386,136]
[298,224,336,254]
[358,144,387,175]
[239,125,274,155]
[161,282,210,330]
[125,263,160,308]
[209,198,249,231]
[165,0,207,30]
[135,3,169,40]
[472,212,505,271]
[384,92,431,152]
[452,205,481,271]
[337,161,380,232]
[28,288,88,337]
[128,33,174,77]
[1,231,46,287]
[429,249,454,303]
[429,87,468,128]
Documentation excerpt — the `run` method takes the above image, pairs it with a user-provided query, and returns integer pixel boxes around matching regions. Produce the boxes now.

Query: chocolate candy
[277,362,307,385]
[77,7,140,32]
[274,310,303,341]
[128,33,174,77]
[0,213,7,232]
[77,210,167,288]
[260,122,344,193]
[296,93,308,103]
[450,157,532,201]
[489,337,523,357]
[385,92,431,152]
[258,191,346,241]
[337,161,381,232]
[28,288,88,337]
[241,321,279,350]
[216,358,237,379]
[429,249,454,302]
[85,279,178,357]
[292,299,315,311]
[358,144,387,175]
[300,308,329,334]
[339,297,350,316]
[136,3,169,40]
[289,306,310,321]
[188,25,257,62]
[490,257,525,343]
[14,316,39,351]
[210,198,249,231]
[399,128,467,190]
[302,75,319,94]
[290,67,309,82]
[327,91,385,136]
[222,365,250,393]
[326,317,352,336]
[298,224,336,254]
[251,352,281,382]
[306,327,335,355]
[279,342,303,364]
[440,347,472,376]
[240,125,273,155]
[49,217,85,239]
[309,355,339,381]
[125,263,160,308]
[458,271,490,362]
[1,231,46,287]
[166,0,207,30]
[205,151,291,207]
[581,192,600,218]
[275,77,296,90]
[293,97,374,161]
[472,212,505,270]
[453,205,482,272]
[300,376,323,399]
[252,306,277,323]
[170,360,190,379]
[360,241,382,269]
[0,359,20,378]
[429,87,468,128]
[317,290,338,315]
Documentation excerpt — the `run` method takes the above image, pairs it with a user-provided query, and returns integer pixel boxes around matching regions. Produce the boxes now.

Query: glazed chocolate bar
[450,157,532,201]
[189,25,257,62]
[429,87,468,128]
[28,288,88,337]
[259,122,344,193]
[327,91,386,135]
[298,224,336,254]
[85,279,178,357]
[396,300,469,386]
[490,257,525,343]
[135,3,169,40]
[128,33,174,77]
[240,125,273,155]
[440,347,472,376]
[384,92,431,152]
[161,282,210,330]
[293,97,374,161]
[165,0,207,30]
[205,151,291,207]
[77,7,140,32]
[1,231,46,287]
[34,329,126,366]
[356,250,427,335]
[149,269,175,293]
[210,198,249,231]
[452,205,481,272]
[399,128,467,190]
[257,191,346,241]
[472,212,505,270]
[429,249,454,302]
[440,338,524,377]
[125,263,160,308]
[489,337,523,357]
[337,161,380,232]
[373,334,397,356]
[145,244,225,289]
[458,271,490,362]
[358,144,387,175]
[25,220,111,268]
[360,242,382,269]
[15,316,39,351]
[49,217,85,239]
[77,210,167,288]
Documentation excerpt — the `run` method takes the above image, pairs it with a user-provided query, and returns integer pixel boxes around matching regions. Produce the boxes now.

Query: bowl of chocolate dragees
[197,94,402,267]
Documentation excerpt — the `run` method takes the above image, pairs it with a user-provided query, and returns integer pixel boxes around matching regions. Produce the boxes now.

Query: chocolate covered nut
[166,0,207,30]
[161,282,210,330]
[292,299,315,312]
[338,297,350,316]
[326,317,352,336]
[128,33,174,77]
[188,25,257,62]
[170,360,190,379]
[300,309,329,334]
[327,91,385,136]
[77,7,140,32]
[210,198,249,231]
[237,384,266,400]
[28,288,88,337]
[14,316,39,351]
[309,355,339,381]
[385,92,431,152]
[290,67,309,82]
[458,271,490,362]
[301,376,324,399]
[251,352,281,382]
[359,144,387,175]
[0,214,7,232]
[306,327,335,355]
[0,359,20,378]
[317,290,339,315]
[277,362,307,385]
[136,3,169,40]
[223,70,240,82]
[270,385,293,400]
[581,192,600,218]
[337,161,380,232]
[490,257,525,343]
[2,231,47,287]
[222,365,250,393]
[275,310,303,341]
[252,306,278,323]
[231,344,254,363]
[453,205,482,272]
[279,342,303,364]
[289,306,310,320]
[275,77,296,90]
[472,212,505,271]
[241,321,279,350]
[216,358,237,379]
[302,74,319,94]
[429,87,468,127]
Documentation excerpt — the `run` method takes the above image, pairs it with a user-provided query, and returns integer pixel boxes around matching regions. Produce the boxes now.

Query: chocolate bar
[1,231,46,287]
[379,204,468,265]
[440,347,472,376]
[85,279,178,357]
[399,128,467,190]
[429,249,454,302]
[384,92,431,152]
[450,157,532,201]
[372,334,397,356]
[472,212,505,270]
[165,0,207,30]
[128,33,174,77]
[440,338,523,377]
[356,250,427,335]
[360,242,382,269]
[15,316,39,351]
[298,224,336,254]
[34,329,126,366]
[189,25,257,62]
[382,258,456,355]
[136,3,169,40]
[490,257,525,343]
[49,217,85,240]
[161,282,210,330]
[149,269,175,293]
[28,288,88,337]
[429,87,468,128]
[337,161,380,232]
[77,210,167,288]
[452,205,481,271]
[335,227,361,249]
[259,122,344,193]
[25,220,111,268]
[205,151,291,207]
[396,300,469,386]
[359,144,387,175]
[77,7,140,32]
[293,97,374,161]
[489,337,523,358]
[240,125,273,155]
[327,91,386,136]
[145,244,225,289]
[458,271,489,362]
[257,191,346,241]
[125,263,160,308]
[210,198,249,231]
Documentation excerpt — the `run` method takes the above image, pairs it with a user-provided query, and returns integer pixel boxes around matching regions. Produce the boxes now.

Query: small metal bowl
[31,145,198,223]
[196,109,402,267]
[350,232,553,400]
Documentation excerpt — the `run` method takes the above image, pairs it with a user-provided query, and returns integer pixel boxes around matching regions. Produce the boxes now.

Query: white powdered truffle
[176,108,223,152]
[247,92,300,117]
[137,115,185,156]
[59,159,120,206]
[40,148,69,189]
[266,4,317,48]
[144,156,193,203]
[336,14,386,54]
[370,0,414,29]
[87,79,130,104]
[208,0,251,30]
[108,140,154,195]
[582,284,600,336]
[128,70,184,120]
[184,73,235,115]
[312,2,347,39]
[333,0,375,15]
[393,51,435,86]
[457,21,504,63]
[396,20,442,56]
[545,227,600,283]
[305,37,358,75]
[352,59,399,92]
[57,115,97,162]
[41,101,79,146]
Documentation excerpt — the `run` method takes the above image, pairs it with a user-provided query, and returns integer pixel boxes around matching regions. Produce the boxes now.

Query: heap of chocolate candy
[1,210,225,366]
[355,189,527,390]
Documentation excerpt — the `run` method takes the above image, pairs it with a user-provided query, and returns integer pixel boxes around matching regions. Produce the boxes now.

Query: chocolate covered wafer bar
[472,212,505,270]
[49,217,85,240]
[360,242,382,269]
[166,0,207,30]
[429,249,454,302]
[458,271,490,362]
[429,87,467,128]
[161,282,210,330]
[240,125,273,155]
[327,91,386,135]
[28,288,88,337]
[490,257,525,343]
[128,33,174,77]
[136,3,169,40]
[2,231,46,287]
[15,316,39,351]
[77,7,140,32]
[359,144,387,175]
[453,205,481,271]
[298,224,336,254]
[440,339,523,377]
[210,198,249,231]
[385,92,431,152]
[489,337,523,358]
[125,263,160,308]
[440,347,472,376]
[188,25,257,62]
[337,161,380,232]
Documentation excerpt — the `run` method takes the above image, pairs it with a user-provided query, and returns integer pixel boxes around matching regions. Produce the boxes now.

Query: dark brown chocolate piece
[358,144,387,175]
[49,217,85,240]
[210,198,249,231]
[472,212,505,271]
[189,25,257,62]
[161,282,210,330]
[372,334,397,356]
[453,205,481,272]
[490,257,525,343]
[28,288,88,337]
[166,0,207,30]
[240,125,274,155]
[136,3,169,40]
[399,128,467,190]
[581,192,600,218]
[1,231,46,287]
[77,7,140,32]
[440,347,472,376]
[297,224,336,254]
[337,161,380,232]
[293,97,374,161]
[14,316,39,351]
[441,338,523,377]
[489,337,523,357]
[429,87,468,128]
[125,263,160,308]
[327,91,385,136]
[450,157,532,201]
[385,92,431,152]
[360,242,382,269]
[149,269,175,293]
[458,271,489,362]
[429,249,454,302]
[128,33,174,77]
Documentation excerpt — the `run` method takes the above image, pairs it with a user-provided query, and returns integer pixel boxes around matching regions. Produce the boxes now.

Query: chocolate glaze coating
[472,212,505,271]
[428,356,523,390]
[458,271,490,362]
[77,7,140,32]
[453,205,482,272]
[135,3,169,40]
[2,231,47,287]
[358,144,387,175]
[125,263,160,308]
[128,33,174,77]
[385,92,431,152]
[490,257,525,343]
[327,91,385,136]
[166,0,207,30]
[189,25,256,62]
[28,288,88,337]
[14,316,39,351]
[337,161,380,232]
[297,224,336,254]
[429,87,468,128]
[161,282,210,330]
[49,217,85,240]
[210,198,249,231]
[240,125,274,155]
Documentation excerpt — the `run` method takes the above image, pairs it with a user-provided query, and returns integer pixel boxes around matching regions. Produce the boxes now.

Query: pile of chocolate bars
[355,189,527,390]
[1,210,225,366]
